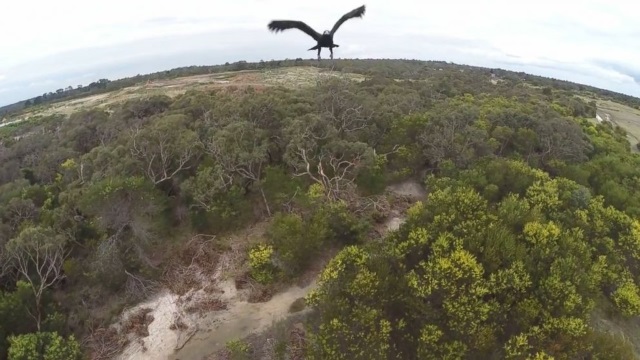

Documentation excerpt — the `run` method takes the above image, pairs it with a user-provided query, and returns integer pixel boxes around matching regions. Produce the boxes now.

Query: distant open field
[1,66,364,127]
[576,93,640,152]
[595,99,640,152]
[5,65,640,156]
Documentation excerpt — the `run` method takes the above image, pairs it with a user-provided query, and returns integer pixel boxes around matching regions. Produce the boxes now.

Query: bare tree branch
[4,226,70,330]
[124,269,160,301]
[291,142,373,202]
[129,118,200,184]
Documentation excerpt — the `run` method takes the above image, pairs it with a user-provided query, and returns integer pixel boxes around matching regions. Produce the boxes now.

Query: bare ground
[381,179,426,233]
[112,223,270,360]
[577,95,640,152]
[595,100,640,152]
[386,179,427,201]
[169,279,317,360]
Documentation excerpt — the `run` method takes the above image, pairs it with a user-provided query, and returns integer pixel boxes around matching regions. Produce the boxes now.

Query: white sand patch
[385,216,406,232]
[114,247,316,360]
[115,279,316,360]
[116,290,188,360]
[379,178,426,234]
[386,179,426,200]
[170,280,316,360]
[0,118,25,128]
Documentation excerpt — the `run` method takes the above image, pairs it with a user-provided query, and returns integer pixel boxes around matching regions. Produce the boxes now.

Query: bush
[612,280,640,317]
[248,244,278,285]
[268,212,325,276]
[7,332,82,360]
[225,339,250,360]
[314,201,370,246]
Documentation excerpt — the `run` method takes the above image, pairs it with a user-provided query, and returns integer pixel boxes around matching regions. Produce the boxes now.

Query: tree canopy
[0,59,639,359]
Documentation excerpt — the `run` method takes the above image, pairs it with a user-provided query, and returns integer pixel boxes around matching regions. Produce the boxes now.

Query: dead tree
[291,141,373,202]
[124,269,160,301]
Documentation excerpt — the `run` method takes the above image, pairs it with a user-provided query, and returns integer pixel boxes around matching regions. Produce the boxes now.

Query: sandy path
[116,179,425,360]
[116,279,315,360]
[386,180,427,200]
[170,280,316,360]
[117,290,183,360]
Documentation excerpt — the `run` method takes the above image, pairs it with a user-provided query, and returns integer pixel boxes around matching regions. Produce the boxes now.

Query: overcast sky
[1,0,639,106]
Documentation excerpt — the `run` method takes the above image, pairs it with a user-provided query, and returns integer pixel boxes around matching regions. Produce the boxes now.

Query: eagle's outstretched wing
[329,5,366,36]
[268,20,321,41]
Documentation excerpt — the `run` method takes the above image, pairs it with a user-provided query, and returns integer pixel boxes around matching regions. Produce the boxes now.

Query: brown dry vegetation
[184,297,228,315]
[83,306,155,360]
[163,234,221,296]
[9,66,364,128]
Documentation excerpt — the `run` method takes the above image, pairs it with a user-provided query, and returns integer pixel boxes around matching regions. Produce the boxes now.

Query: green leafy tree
[3,226,69,331]
[7,332,82,360]
[0,282,35,358]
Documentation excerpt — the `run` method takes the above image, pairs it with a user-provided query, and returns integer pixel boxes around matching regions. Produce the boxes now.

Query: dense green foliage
[7,332,81,360]
[1,59,640,359]
[307,164,640,358]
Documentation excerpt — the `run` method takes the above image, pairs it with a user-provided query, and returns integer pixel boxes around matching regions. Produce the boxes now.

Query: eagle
[267,5,366,60]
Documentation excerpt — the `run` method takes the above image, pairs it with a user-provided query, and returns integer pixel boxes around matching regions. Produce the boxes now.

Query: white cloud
[1,0,639,105]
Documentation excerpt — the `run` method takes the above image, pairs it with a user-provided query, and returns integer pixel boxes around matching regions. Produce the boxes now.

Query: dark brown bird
[267,5,366,60]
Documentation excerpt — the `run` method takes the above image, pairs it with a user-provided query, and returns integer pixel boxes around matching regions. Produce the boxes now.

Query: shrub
[248,244,278,284]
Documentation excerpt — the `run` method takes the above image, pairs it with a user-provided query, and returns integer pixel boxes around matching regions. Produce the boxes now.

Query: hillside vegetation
[1,59,640,359]
[2,59,640,120]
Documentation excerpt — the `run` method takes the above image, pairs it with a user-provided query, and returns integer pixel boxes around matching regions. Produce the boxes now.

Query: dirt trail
[170,280,316,360]
[383,179,427,232]
[117,290,182,360]
[115,179,426,360]
[386,180,427,200]
[116,278,316,360]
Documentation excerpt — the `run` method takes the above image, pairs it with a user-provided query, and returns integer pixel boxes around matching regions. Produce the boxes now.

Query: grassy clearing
[3,66,360,128]
[579,94,640,152]
[595,99,640,151]
[258,66,364,87]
